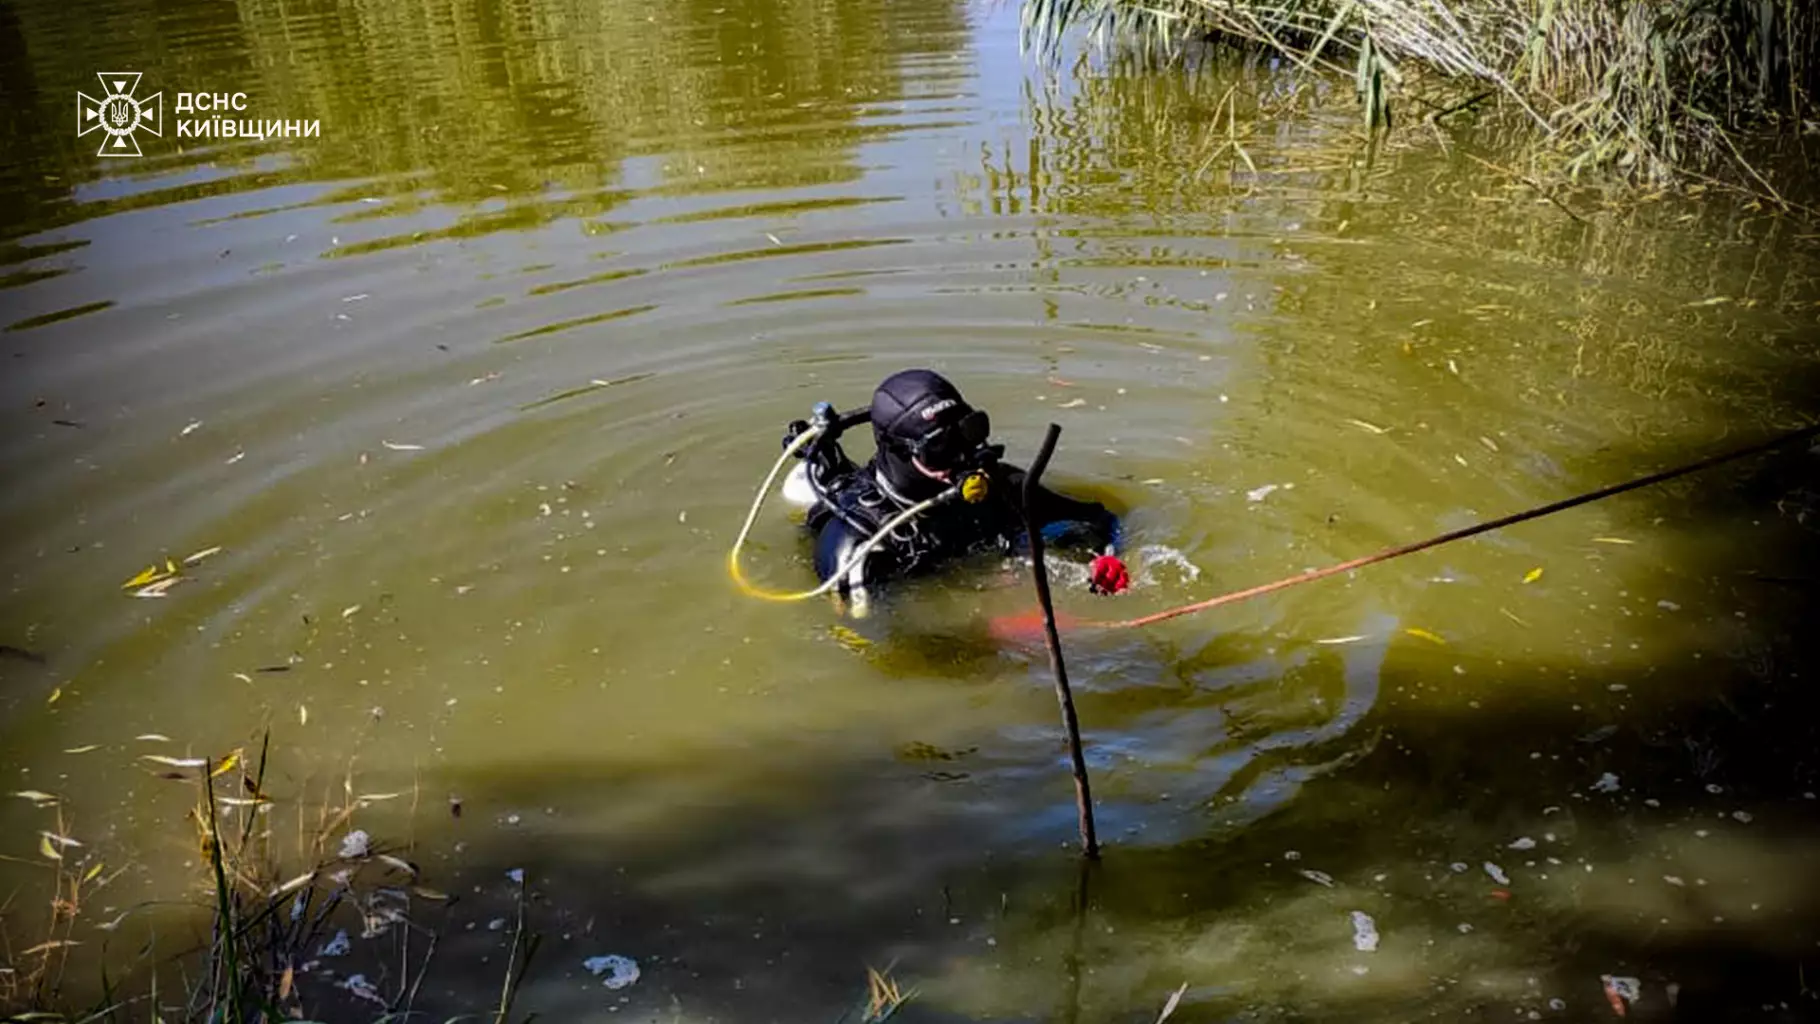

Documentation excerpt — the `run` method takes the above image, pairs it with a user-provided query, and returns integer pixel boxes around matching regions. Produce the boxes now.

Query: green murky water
[4,0,1820,1020]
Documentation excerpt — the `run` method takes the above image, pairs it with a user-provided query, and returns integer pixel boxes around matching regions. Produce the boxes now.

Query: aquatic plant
[1020,0,1819,189]
[2,734,916,1023]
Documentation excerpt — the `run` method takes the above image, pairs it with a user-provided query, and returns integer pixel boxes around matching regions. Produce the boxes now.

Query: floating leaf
[381,441,424,451]
[1344,418,1389,434]
[270,871,316,897]
[211,750,241,777]
[1523,567,1543,584]
[47,687,61,705]
[140,755,205,768]
[120,564,168,589]
[356,792,404,803]
[1404,627,1446,645]
[829,625,871,652]
[1057,398,1087,409]
[40,834,62,860]
[341,605,361,619]
[19,940,79,956]
[1592,536,1634,545]
[299,705,309,726]
[133,577,182,598]
[183,546,222,565]
[82,861,105,883]
[378,854,418,876]
[63,745,98,754]
[12,790,58,804]
[412,886,450,901]
[1155,982,1189,1024]
[1684,296,1732,307]
[1316,635,1365,645]
[40,831,82,849]
[137,734,171,742]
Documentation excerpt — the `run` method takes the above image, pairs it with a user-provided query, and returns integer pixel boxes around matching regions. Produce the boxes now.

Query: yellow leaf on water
[211,750,241,777]
[829,625,871,652]
[1523,567,1543,584]
[1404,628,1447,645]
[40,834,61,860]
[82,861,105,883]
[47,687,61,705]
[164,558,178,575]
[120,564,166,589]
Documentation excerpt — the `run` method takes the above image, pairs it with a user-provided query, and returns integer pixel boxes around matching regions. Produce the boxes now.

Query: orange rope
[1079,422,1820,631]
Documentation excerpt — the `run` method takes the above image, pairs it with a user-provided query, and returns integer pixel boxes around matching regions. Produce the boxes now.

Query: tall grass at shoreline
[1021,0,1819,190]
[1,734,914,1023]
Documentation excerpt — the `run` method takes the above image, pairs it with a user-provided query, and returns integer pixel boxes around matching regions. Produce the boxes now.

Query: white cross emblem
[77,72,163,158]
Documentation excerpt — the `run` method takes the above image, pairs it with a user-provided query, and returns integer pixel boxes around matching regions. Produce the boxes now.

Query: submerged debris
[1349,911,1379,952]
[338,830,371,859]
[583,954,641,990]
[339,973,385,1006]
[1601,974,1641,1016]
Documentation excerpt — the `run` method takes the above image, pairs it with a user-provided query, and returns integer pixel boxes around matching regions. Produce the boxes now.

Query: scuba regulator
[785,400,998,508]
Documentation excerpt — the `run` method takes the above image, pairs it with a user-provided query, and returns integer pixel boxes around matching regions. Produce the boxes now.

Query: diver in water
[779,369,1129,616]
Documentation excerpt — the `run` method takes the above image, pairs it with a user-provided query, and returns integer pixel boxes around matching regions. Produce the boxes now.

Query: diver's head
[870,369,992,500]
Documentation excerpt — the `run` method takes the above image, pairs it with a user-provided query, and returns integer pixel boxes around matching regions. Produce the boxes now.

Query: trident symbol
[78,72,163,158]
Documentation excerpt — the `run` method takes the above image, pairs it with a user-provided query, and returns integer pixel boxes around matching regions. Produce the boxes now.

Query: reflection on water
[2,0,1820,1019]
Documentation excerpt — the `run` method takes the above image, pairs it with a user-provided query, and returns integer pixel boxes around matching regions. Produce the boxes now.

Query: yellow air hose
[728,426,957,602]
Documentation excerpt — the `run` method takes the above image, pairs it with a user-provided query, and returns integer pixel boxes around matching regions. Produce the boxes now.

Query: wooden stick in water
[1021,423,1100,860]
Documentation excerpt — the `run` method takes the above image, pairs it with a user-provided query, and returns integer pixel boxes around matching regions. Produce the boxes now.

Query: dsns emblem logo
[77,72,163,157]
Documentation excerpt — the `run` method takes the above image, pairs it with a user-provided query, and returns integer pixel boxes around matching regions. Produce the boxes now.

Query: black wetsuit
[806,455,1121,595]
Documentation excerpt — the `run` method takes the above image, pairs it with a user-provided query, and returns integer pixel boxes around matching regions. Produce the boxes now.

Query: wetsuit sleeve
[996,464,1122,553]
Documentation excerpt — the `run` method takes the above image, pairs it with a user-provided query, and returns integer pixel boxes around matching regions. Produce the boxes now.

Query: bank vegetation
[1022,0,1819,195]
